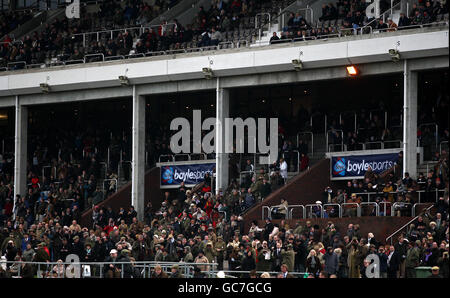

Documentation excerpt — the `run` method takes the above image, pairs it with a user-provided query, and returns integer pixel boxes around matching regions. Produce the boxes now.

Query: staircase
[243,158,331,223]
[81,166,163,227]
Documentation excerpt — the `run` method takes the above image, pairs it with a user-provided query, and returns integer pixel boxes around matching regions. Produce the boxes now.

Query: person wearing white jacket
[279,158,288,182]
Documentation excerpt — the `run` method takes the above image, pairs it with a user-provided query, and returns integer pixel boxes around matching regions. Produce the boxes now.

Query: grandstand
[0,0,448,280]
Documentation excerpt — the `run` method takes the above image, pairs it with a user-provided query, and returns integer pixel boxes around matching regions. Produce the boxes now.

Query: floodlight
[292,59,303,71]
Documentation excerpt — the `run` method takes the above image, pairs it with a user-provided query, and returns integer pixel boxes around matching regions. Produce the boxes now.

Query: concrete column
[215,78,229,193]
[403,60,418,179]
[131,86,145,221]
[14,95,27,217]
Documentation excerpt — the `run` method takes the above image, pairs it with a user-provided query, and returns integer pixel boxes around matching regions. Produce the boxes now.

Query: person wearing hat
[170,264,184,278]
[214,235,226,270]
[405,240,422,278]
[429,266,442,278]
[281,243,295,272]
[33,241,50,263]
[151,264,168,278]
[323,246,338,276]
[183,246,194,263]
[204,240,215,263]
[194,250,209,272]
[104,249,122,278]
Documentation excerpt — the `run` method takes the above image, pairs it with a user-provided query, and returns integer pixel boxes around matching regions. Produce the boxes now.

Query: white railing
[322,203,342,218]
[288,205,306,219]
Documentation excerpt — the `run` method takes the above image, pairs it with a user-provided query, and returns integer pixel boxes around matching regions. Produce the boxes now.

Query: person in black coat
[387,245,401,278]
[241,250,256,276]
[263,218,274,241]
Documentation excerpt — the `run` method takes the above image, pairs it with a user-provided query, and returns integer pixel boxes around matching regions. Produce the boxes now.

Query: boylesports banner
[160,163,215,188]
[331,153,398,179]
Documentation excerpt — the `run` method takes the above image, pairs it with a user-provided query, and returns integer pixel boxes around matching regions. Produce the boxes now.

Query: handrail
[360,202,379,216]
[359,1,402,34]
[365,141,384,149]
[386,204,435,245]
[296,131,313,157]
[379,201,392,216]
[7,61,26,70]
[305,203,323,218]
[102,178,118,193]
[326,129,344,152]
[84,53,104,63]
[282,150,300,173]
[418,122,438,148]
[262,206,271,220]
[391,202,413,217]
[158,154,174,162]
[189,153,207,160]
[174,153,191,161]
[341,202,361,217]
[383,139,403,148]
[412,203,434,217]
[322,203,342,218]
[239,170,255,187]
[440,141,449,154]
[281,7,314,29]
[287,205,306,219]
[105,55,126,61]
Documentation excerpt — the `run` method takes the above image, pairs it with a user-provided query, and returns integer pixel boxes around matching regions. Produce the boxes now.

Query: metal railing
[296,131,313,157]
[349,189,446,204]
[360,202,379,216]
[326,129,344,152]
[262,206,271,220]
[439,141,448,154]
[379,202,392,216]
[73,24,177,48]
[305,203,323,218]
[341,202,361,217]
[391,202,413,217]
[322,203,342,218]
[158,154,174,162]
[418,123,439,149]
[386,203,435,245]
[174,153,190,161]
[239,170,254,187]
[412,202,434,217]
[288,205,306,219]
[102,178,118,194]
[0,260,218,278]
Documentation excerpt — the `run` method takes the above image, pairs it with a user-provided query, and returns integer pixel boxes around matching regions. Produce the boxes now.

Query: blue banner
[160,163,215,187]
[331,153,399,179]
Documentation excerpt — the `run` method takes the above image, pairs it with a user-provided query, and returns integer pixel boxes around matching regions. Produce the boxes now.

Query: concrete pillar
[403,60,418,179]
[131,86,145,221]
[14,95,27,217]
[215,78,229,193]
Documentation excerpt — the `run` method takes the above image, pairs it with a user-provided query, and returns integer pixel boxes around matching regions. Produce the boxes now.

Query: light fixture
[40,83,50,93]
[292,59,303,71]
[388,49,400,62]
[346,65,359,76]
[202,67,213,79]
[118,75,129,86]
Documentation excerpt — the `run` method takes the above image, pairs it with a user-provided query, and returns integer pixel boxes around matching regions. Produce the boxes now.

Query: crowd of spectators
[1,0,288,69]
[319,150,448,220]
[270,0,448,44]
[0,9,34,38]
[0,175,447,278]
